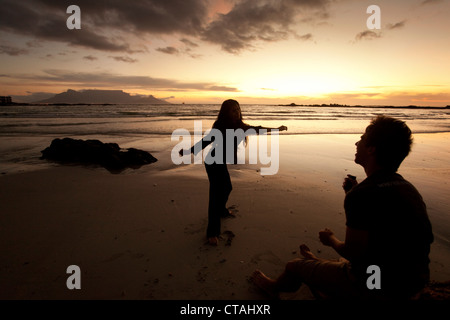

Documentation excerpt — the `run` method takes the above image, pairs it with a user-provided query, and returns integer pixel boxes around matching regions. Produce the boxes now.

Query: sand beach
[1,132,449,300]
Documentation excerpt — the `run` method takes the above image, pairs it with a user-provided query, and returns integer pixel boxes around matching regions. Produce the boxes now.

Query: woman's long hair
[213,99,249,145]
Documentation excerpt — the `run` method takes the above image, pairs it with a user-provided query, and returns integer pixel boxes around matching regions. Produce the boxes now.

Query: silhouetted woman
[180,99,287,245]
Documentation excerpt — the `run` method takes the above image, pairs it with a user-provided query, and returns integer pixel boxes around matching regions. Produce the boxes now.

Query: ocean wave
[1,104,449,135]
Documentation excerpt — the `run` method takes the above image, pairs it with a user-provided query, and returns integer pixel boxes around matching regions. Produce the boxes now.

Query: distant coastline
[2,89,170,106]
[0,102,170,106]
[278,103,450,110]
[2,101,449,109]
[2,93,449,109]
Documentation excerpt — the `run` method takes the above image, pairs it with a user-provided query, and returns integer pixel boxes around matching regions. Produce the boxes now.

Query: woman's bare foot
[221,206,237,218]
[251,270,279,299]
[207,237,218,246]
[300,244,320,260]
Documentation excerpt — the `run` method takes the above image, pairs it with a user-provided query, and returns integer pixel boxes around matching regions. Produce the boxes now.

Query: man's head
[355,116,413,172]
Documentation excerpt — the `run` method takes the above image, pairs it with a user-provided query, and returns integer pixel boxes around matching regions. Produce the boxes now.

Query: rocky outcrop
[41,138,157,173]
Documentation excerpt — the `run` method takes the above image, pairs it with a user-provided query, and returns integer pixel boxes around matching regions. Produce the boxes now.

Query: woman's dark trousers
[205,163,232,238]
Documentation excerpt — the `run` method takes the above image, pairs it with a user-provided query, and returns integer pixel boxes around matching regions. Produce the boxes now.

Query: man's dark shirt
[344,171,433,297]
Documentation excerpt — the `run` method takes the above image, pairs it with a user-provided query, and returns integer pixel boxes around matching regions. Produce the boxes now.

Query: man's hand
[319,228,336,247]
[343,174,358,193]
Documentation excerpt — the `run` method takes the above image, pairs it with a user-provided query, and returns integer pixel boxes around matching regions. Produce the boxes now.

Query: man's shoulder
[346,172,407,199]
[376,173,421,194]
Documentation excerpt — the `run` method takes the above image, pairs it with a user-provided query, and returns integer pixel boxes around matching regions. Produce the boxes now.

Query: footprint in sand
[223,230,236,246]
[184,223,204,235]
[250,251,283,266]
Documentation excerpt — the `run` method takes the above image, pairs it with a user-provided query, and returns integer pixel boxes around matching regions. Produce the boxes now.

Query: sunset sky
[1,0,449,106]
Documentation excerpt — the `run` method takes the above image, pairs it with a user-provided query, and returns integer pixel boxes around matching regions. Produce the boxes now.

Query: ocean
[1,104,450,137]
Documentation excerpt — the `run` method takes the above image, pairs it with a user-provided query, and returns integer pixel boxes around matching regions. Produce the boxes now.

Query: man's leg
[252,245,317,298]
[252,246,358,299]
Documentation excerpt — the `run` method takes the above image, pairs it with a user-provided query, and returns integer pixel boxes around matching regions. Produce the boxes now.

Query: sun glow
[246,73,357,98]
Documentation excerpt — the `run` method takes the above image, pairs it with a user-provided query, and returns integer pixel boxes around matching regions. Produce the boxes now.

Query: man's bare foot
[251,270,279,299]
[300,244,320,260]
[208,237,218,246]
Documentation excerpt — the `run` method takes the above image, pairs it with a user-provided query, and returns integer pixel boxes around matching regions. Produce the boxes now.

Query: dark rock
[418,281,450,300]
[41,138,157,173]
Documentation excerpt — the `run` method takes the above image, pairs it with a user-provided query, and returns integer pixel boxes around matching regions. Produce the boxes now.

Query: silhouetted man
[252,116,433,300]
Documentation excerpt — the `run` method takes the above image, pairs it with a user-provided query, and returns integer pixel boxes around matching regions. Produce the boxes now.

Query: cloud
[0,0,209,53]
[10,91,56,103]
[0,0,333,57]
[421,0,443,5]
[387,20,406,30]
[0,45,29,56]
[0,1,132,52]
[296,33,313,41]
[180,38,199,48]
[326,90,450,106]
[354,30,382,42]
[201,0,329,53]
[353,19,406,43]
[157,43,204,58]
[83,55,98,61]
[156,47,180,55]
[382,91,450,105]
[109,56,138,63]
[0,0,330,55]
[160,96,176,100]
[205,86,239,92]
[5,69,239,92]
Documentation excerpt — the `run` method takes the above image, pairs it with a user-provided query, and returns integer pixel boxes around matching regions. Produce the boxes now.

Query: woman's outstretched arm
[179,131,215,156]
[245,125,288,134]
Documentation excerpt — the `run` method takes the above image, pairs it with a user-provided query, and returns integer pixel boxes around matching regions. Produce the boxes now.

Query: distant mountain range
[37,89,170,104]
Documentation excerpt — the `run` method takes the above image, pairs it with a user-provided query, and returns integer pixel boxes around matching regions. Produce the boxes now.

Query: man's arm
[319,227,369,261]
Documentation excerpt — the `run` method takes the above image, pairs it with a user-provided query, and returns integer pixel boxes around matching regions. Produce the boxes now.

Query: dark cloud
[157,44,203,59]
[201,0,329,53]
[353,20,406,43]
[61,0,208,35]
[0,0,328,53]
[387,20,406,30]
[421,0,443,5]
[83,55,98,61]
[11,91,56,103]
[180,38,199,48]
[0,45,29,56]
[7,69,239,92]
[296,33,313,41]
[156,47,180,55]
[0,0,329,55]
[160,96,176,100]
[354,30,382,42]
[0,0,208,53]
[0,0,131,52]
[109,56,138,63]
